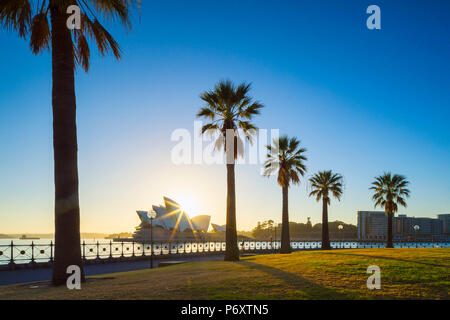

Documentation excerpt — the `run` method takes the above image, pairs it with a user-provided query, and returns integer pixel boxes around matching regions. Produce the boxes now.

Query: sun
[175,195,200,217]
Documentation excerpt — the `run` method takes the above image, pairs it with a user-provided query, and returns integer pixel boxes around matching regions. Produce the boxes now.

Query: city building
[357,211,387,240]
[437,214,450,235]
[357,211,447,241]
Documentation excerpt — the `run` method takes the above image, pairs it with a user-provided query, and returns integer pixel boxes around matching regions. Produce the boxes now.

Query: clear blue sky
[0,0,449,233]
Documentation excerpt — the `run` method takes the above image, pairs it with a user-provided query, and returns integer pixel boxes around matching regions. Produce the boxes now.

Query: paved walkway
[0,254,225,286]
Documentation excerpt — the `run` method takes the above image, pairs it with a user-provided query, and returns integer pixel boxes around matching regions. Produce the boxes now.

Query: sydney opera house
[133,197,224,241]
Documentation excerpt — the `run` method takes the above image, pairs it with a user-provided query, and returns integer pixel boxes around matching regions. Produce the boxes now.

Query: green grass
[1,248,449,300]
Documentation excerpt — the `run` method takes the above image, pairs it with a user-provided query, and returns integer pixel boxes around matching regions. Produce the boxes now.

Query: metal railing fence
[1,240,448,267]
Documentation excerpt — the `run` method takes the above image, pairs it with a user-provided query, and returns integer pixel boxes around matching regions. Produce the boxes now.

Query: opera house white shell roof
[136,197,212,233]
[211,223,226,232]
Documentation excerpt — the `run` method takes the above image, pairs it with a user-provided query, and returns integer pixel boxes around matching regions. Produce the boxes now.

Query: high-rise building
[437,214,450,235]
[357,211,446,240]
[357,211,387,240]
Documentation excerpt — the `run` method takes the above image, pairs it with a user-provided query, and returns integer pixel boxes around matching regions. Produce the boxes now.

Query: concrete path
[0,254,225,286]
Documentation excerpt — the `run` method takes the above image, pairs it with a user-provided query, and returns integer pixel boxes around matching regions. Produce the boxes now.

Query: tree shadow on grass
[237,261,361,300]
[320,252,449,269]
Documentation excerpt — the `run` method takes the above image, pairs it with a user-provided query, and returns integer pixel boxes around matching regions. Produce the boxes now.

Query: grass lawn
[1,248,448,300]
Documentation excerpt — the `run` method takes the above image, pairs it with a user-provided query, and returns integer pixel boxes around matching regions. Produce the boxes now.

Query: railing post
[109,240,113,259]
[31,241,35,265]
[96,241,100,259]
[121,241,124,258]
[50,240,54,263]
[150,241,153,269]
[132,241,135,257]
[142,241,145,257]
[82,240,86,261]
[9,241,14,269]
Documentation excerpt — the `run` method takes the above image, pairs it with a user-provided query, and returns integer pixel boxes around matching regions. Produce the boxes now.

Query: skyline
[1,0,450,233]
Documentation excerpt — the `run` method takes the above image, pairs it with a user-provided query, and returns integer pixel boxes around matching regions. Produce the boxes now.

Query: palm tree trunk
[224,163,239,261]
[50,6,84,285]
[321,198,331,250]
[280,186,291,254]
[386,212,393,248]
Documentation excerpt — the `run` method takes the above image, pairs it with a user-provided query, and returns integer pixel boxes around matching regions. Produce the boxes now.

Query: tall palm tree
[309,170,343,250]
[370,172,410,248]
[1,0,132,285]
[197,80,263,261]
[263,135,307,254]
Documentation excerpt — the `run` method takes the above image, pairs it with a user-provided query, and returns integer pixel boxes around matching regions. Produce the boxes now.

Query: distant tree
[309,170,343,250]
[306,217,312,233]
[263,135,307,253]
[252,222,262,238]
[261,221,268,230]
[370,172,410,248]
[252,220,272,239]
[251,220,357,240]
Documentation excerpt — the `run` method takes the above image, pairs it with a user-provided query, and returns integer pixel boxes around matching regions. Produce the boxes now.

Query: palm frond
[197,107,216,120]
[201,123,219,135]
[74,33,91,71]
[86,0,132,28]
[94,18,121,58]
[240,102,263,119]
[29,12,50,54]
[0,0,31,39]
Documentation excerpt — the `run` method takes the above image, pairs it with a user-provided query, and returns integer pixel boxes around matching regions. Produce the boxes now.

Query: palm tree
[309,170,343,250]
[370,172,410,248]
[1,0,132,285]
[197,80,263,261]
[263,135,307,253]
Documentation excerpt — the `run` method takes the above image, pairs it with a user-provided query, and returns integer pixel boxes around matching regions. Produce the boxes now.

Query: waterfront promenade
[0,254,224,286]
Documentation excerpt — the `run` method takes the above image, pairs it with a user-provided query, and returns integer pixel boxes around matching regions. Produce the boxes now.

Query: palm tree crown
[197,80,264,160]
[309,170,343,204]
[1,0,132,71]
[370,172,410,213]
[263,135,307,187]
